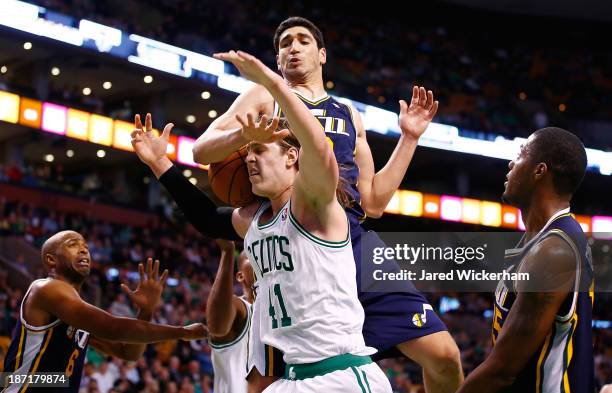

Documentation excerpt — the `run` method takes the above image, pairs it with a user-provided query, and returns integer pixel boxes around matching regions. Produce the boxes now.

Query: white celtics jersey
[244,199,373,364]
[210,297,251,393]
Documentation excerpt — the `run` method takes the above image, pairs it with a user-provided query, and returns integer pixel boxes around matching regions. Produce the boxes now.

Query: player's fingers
[160,269,169,288]
[259,114,268,129]
[419,87,427,107]
[120,283,133,296]
[236,50,254,61]
[138,262,145,283]
[161,123,174,140]
[429,100,439,117]
[399,99,408,114]
[135,114,143,130]
[246,113,255,128]
[410,86,419,105]
[235,114,247,128]
[153,259,160,281]
[131,130,142,139]
[426,90,434,110]
[145,113,153,133]
[146,257,153,279]
[268,116,280,131]
[271,128,290,141]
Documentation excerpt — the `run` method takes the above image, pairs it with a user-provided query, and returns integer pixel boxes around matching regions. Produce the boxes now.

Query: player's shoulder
[31,278,77,299]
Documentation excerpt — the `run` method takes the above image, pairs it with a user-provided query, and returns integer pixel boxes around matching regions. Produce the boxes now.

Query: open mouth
[77,258,90,267]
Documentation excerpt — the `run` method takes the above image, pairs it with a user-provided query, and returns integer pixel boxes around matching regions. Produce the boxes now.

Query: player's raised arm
[458,236,576,393]
[192,85,285,164]
[354,86,438,218]
[34,279,206,344]
[214,50,339,208]
[130,113,256,239]
[89,258,169,361]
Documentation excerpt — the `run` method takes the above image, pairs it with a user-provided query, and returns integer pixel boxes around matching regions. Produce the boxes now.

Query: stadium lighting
[96,149,106,158]
[82,87,91,96]
[143,75,153,84]
[518,92,527,100]
[201,91,211,100]
[44,154,54,162]
[208,110,217,118]
[182,169,192,178]
[102,81,112,89]
[66,149,74,158]
[186,115,196,124]
[23,41,32,50]
[326,81,334,89]
[143,177,150,184]
[0,66,6,74]
[50,67,60,76]
[559,103,566,112]
[189,177,198,185]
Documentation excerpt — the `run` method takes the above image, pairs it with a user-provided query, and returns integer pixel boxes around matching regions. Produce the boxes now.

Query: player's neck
[269,185,293,215]
[286,76,326,100]
[243,286,255,304]
[50,272,83,292]
[521,196,570,233]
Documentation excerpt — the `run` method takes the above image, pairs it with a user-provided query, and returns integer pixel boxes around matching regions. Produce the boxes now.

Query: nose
[246,150,256,163]
[289,39,300,53]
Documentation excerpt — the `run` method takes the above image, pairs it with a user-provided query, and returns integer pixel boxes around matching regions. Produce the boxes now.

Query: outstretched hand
[121,258,168,314]
[131,113,174,166]
[398,86,439,140]
[214,50,283,88]
[235,113,290,144]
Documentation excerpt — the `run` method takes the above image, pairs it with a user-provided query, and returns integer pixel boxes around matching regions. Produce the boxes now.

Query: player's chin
[501,189,514,205]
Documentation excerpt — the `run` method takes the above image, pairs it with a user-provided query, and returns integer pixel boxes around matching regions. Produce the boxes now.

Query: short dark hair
[529,127,587,195]
[273,17,325,53]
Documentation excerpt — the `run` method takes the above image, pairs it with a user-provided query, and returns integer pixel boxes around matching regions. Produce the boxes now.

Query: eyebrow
[280,32,313,43]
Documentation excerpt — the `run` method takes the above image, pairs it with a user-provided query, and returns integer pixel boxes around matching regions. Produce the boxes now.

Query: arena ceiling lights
[0,0,611,175]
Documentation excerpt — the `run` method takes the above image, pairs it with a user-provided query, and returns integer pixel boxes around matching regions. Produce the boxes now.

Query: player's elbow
[362,203,384,219]
[192,140,210,165]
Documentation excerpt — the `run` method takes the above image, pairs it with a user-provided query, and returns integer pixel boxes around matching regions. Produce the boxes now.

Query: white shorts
[262,362,392,393]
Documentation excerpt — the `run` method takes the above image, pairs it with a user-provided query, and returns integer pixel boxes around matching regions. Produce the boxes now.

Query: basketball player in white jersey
[208,240,255,393]
[131,50,393,392]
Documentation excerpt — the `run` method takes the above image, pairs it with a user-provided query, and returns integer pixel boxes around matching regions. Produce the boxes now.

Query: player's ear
[285,147,299,167]
[236,271,244,283]
[319,47,327,66]
[534,162,547,180]
[44,253,56,271]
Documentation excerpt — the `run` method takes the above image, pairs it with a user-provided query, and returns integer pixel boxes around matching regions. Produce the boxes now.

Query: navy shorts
[350,220,447,360]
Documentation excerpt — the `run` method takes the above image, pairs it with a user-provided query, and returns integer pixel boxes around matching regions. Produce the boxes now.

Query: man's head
[41,230,91,284]
[273,17,326,83]
[236,250,255,292]
[503,127,587,207]
[246,122,300,199]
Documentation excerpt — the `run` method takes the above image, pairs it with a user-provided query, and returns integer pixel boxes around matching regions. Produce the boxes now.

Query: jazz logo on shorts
[412,304,433,327]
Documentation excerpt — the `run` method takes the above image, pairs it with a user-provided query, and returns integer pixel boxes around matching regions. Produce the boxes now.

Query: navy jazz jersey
[492,208,594,393]
[2,279,90,393]
[273,91,365,223]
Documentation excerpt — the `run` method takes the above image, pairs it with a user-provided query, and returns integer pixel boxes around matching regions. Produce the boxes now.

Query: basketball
[208,147,256,207]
